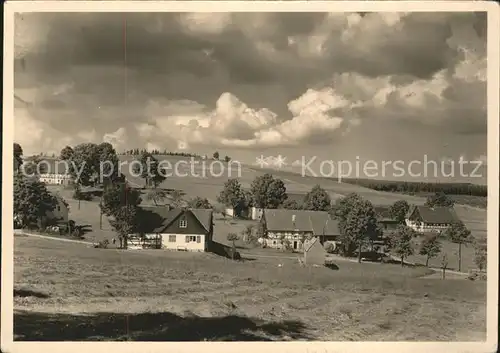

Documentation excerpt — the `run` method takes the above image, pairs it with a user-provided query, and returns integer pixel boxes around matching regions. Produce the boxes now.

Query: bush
[324,241,335,253]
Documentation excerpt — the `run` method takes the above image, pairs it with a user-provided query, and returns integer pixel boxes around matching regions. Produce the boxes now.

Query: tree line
[119,149,232,163]
[342,178,487,197]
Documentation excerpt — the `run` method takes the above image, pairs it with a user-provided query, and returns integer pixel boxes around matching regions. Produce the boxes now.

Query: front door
[293,241,298,250]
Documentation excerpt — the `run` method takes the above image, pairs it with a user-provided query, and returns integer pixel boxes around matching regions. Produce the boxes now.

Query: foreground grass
[14,237,486,341]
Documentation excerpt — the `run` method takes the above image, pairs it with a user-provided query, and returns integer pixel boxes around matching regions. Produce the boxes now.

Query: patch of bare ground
[14,237,487,341]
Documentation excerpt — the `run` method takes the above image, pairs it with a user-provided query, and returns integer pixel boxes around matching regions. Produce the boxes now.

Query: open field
[14,236,486,341]
[45,156,486,270]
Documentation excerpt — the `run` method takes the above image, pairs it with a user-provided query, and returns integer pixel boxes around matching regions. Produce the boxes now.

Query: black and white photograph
[2,1,498,350]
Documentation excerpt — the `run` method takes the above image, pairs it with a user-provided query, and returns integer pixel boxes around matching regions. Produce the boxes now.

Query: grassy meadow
[14,236,486,341]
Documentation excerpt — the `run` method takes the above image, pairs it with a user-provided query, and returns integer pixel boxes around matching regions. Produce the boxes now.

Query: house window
[169,235,176,242]
[179,218,187,228]
[196,236,201,243]
[57,206,60,211]
[185,235,197,242]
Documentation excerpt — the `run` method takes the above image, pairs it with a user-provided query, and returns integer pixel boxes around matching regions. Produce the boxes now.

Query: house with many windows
[405,205,460,233]
[25,158,74,186]
[260,209,340,250]
[137,207,214,252]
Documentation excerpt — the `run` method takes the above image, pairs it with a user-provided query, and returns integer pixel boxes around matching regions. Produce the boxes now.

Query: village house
[225,192,308,221]
[135,207,214,252]
[28,158,74,186]
[405,205,460,233]
[374,206,400,233]
[14,192,70,229]
[260,209,340,251]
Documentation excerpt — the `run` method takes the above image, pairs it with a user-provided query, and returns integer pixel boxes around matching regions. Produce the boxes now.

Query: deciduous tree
[419,233,442,267]
[282,199,302,210]
[334,193,380,261]
[389,200,410,224]
[60,145,74,161]
[110,205,139,249]
[250,173,287,209]
[146,189,168,206]
[188,196,212,209]
[133,152,166,188]
[14,142,23,173]
[425,191,455,208]
[14,175,58,228]
[101,183,142,217]
[217,178,247,216]
[303,185,331,211]
[443,221,473,272]
[474,238,487,272]
[227,232,239,260]
[388,225,417,267]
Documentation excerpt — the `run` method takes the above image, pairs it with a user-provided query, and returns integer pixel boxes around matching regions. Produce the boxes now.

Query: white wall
[266,231,310,250]
[161,233,207,252]
[251,207,263,220]
[406,220,450,233]
[39,173,73,185]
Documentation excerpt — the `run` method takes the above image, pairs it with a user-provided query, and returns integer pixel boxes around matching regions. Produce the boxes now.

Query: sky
[13,12,488,182]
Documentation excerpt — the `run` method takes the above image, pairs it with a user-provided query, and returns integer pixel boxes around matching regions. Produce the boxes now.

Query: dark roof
[148,208,213,233]
[407,205,460,224]
[28,158,70,175]
[263,209,340,235]
[285,193,307,203]
[374,206,391,219]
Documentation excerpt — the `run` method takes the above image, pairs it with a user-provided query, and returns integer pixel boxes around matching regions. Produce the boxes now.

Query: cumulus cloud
[12,11,487,159]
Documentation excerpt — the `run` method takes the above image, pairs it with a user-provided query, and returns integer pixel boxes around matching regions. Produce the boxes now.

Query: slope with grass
[14,237,486,341]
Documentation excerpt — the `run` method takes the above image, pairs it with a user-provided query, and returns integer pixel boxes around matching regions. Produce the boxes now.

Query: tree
[334,193,380,261]
[443,221,473,272]
[14,142,23,173]
[133,151,166,188]
[146,189,168,206]
[250,174,287,209]
[425,192,455,208]
[110,205,139,249]
[441,254,449,279]
[227,232,239,260]
[224,155,231,163]
[213,151,220,160]
[332,193,364,220]
[474,238,487,272]
[419,233,442,267]
[188,196,212,209]
[341,198,380,262]
[217,178,247,216]
[96,142,120,183]
[388,225,417,267]
[14,175,57,229]
[101,183,142,217]
[60,146,74,161]
[389,200,410,224]
[241,224,254,243]
[170,190,184,208]
[303,185,331,211]
[282,199,301,210]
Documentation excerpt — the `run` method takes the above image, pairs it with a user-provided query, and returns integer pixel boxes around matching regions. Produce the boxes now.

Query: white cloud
[103,127,127,151]
[178,13,232,34]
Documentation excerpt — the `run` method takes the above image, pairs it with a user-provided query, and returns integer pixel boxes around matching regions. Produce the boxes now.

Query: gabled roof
[303,236,320,252]
[28,158,70,175]
[263,209,340,235]
[149,208,213,233]
[406,205,459,224]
